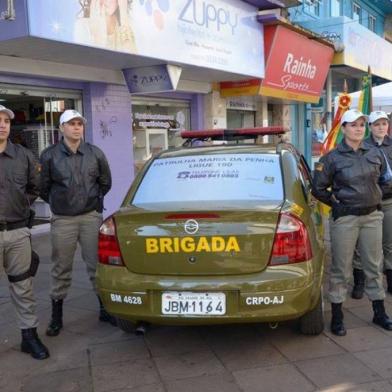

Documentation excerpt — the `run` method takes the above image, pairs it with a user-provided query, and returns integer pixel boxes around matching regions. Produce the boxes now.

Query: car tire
[299,293,324,335]
[116,318,135,333]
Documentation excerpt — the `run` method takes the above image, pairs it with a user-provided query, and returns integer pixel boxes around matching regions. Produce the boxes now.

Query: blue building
[287,0,392,163]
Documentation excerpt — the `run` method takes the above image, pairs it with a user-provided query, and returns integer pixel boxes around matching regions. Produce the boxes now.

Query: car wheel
[299,292,324,335]
[116,318,135,333]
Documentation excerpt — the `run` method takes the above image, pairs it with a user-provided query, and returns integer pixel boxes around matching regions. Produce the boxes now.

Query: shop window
[0,84,82,160]
[132,99,191,173]
[353,3,362,23]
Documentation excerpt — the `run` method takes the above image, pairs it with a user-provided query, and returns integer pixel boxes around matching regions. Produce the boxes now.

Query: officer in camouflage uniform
[0,105,49,359]
[352,111,392,298]
[312,109,392,336]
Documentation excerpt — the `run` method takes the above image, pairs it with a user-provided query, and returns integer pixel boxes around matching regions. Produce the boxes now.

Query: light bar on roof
[180,127,287,140]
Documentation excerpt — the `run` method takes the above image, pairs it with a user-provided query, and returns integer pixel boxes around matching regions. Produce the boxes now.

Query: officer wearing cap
[40,109,113,337]
[312,109,392,336]
[352,111,392,297]
[0,104,49,359]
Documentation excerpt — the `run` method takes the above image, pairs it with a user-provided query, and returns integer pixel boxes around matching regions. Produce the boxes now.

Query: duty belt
[0,220,27,232]
[332,204,381,221]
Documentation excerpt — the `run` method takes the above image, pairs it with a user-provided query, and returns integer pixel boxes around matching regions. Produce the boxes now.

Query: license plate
[161,292,226,315]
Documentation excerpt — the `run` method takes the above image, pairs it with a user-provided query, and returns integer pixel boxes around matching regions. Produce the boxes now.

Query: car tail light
[98,216,124,266]
[268,213,312,266]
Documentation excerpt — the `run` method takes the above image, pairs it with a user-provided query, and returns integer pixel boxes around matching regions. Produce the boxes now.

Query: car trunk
[114,206,281,276]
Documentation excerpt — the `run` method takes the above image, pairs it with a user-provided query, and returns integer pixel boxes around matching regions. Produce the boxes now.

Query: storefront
[226,97,257,128]
[220,23,334,163]
[299,16,392,163]
[0,0,265,216]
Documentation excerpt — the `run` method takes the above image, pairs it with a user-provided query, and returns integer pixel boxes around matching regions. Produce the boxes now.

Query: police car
[96,127,326,335]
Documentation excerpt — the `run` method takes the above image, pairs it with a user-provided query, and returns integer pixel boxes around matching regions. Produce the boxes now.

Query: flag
[357,67,373,137]
[321,88,351,155]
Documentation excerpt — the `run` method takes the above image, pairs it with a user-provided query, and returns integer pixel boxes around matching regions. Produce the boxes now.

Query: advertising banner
[300,16,392,81]
[260,25,334,104]
[0,0,28,40]
[26,0,264,78]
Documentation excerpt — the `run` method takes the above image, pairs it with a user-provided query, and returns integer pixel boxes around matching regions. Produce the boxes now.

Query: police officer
[0,105,49,359]
[352,111,392,298]
[312,109,392,336]
[40,110,113,337]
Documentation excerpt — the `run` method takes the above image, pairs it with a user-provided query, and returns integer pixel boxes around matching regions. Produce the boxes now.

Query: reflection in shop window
[0,91,80,160]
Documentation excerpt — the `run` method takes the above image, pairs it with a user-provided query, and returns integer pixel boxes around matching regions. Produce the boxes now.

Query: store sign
[300,17,392,81]
[133,113,179,130]
[123,65,182,94]
[226,97,257,111]
[26,0,264,78]
[260,25,334,104]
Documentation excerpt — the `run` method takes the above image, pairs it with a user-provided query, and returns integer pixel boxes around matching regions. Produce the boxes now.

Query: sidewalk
[1,232,392,392]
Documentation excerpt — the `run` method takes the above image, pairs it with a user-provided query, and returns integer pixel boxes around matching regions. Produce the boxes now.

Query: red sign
[260,25,334,103]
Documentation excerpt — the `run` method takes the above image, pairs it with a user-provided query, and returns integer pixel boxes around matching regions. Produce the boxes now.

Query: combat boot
[46,299,63,336]
[21,328,50,360]
[330,303,346,336]
[351,268,365,299]
[98,296,117,326]
[385,270,392,294]
[372,300,392,330]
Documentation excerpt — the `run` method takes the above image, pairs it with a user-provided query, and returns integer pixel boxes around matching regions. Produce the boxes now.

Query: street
[1,231,392,392]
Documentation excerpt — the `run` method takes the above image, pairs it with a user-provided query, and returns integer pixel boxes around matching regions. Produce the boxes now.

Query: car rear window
[132,153,283,209]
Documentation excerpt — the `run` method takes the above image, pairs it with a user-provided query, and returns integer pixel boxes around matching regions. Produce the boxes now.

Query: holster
[27,209,35,229]
[7,250,40,283]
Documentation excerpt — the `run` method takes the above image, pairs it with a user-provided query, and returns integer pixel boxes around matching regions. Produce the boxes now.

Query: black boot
[385,270,392,294]
[46,299,63,336]
[372,300,392,330]
[98,296,117,326]
[331,303,346,336]
[351,268,365,299]
[21,328,50,360]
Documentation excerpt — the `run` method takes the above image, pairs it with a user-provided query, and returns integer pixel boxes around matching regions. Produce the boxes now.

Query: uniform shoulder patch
[314,162,324,171]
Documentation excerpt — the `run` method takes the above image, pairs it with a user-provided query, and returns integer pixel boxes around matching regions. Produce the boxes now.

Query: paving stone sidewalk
[1,232,392,392]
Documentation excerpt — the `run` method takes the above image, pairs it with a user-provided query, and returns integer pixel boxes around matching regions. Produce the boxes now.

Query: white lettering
[283,53,317,80]
[246,296,284,305]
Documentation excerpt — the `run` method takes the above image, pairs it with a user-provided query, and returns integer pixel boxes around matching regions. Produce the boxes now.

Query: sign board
[123,64,182,94]
[260,25,334,104]
[26,0,265,78]
[0,0,28,39]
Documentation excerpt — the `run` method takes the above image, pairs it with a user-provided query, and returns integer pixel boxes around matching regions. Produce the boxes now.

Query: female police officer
[312,109,392,336]
[351,111,392,297]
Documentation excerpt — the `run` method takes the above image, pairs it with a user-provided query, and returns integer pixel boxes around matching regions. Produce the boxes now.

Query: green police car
[96,128,326,335]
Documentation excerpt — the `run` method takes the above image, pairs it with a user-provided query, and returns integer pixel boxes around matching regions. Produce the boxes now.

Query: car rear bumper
[96,261,323,325]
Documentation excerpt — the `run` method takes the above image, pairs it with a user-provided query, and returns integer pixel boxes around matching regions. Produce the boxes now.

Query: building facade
[0,0,267,216]
[288,0,392,163]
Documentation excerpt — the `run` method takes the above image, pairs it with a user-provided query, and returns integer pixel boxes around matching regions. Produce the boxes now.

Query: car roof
[157,143,298,159]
